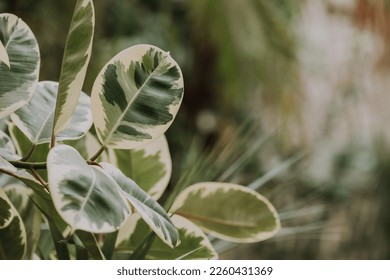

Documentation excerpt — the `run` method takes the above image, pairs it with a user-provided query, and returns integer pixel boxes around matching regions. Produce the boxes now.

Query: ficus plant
[0,0,280,260]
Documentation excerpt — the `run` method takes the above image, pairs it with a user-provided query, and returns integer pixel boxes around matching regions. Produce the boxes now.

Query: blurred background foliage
[2,0,390,259]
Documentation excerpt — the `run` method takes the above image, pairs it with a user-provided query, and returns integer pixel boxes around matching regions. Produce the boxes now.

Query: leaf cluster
[0,0,280,260]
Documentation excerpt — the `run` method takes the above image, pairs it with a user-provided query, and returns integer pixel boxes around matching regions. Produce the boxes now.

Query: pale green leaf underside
[171,182,281,243]
[0,188,26,259]
[0,40,9,67]
[47,145,130,233]
[100,162,179,248]
[53,0,95,134]
[109,135,172,199]
[116,214,217,260]
[0,13,40,119]
[11,81,92,145]
[91,44,184,149]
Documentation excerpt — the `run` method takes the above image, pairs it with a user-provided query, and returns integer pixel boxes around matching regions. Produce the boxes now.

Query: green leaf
[0,39,9,67]
[11,81,92,145]
[4,184,41,259]
[0,129,21,161]
[0,13,40,119]
[65,132,109,162]
[53,0,95,135]
[116,214,217,260]
[8,122,49,162]
[47,145,130,233]
[171,182,281,243]
[109,135,172,199]
[0,156,40,185]
[91,44,184,149]
[0,188,26,259]
[100,162,179,248]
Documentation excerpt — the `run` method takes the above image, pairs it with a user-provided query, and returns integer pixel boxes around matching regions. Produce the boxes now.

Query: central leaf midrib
[75,167,97,225]
[176,211,258,228]
[34,94,56,144]
[102,56,166,147]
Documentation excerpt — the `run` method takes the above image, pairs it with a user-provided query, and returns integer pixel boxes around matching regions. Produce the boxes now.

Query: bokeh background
[2,0,390,259]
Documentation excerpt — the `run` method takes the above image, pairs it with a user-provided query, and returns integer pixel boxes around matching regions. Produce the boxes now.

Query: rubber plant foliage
[0,0,280,260]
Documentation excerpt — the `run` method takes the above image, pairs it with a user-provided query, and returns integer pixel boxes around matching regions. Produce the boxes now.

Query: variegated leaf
[0,129,21,160]
[47,145,130,233]
[109,135,171,199]
[171,182,281,243]
[0,13,40,119]
[4,184,41,259]
[91,44,184,149]
[0,188,26,259]
[100,162,179,248]
[0,40,9,67]
[11,81,92,145]
[53,0,95,135]
[115,214,217,260]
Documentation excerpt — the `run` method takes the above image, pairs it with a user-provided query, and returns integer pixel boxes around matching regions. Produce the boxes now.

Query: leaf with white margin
[115,214,217,260]
[0,40,9,67]
[0,129,21,160]
[47,145,130,233]
[109,135,171,199]
[4,184,41,259]
[171,182,281,243]
[0,188,26,259]
[100,162,179,248]
[91,44,184,149]
[53,0,95,134]
[11,81,92,145]
[0,13,40,119]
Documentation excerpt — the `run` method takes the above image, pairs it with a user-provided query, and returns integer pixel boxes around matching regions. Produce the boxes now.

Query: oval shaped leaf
[0,13,40,119]
[116,214,217,260]
[47,145,130,233]
[53,0,95,134]
[109,135,172,199]
[91,44,184,149]
[11,81,92,145]
[100,162,179,248]
[171,182,281,243]
[0,188,26,259]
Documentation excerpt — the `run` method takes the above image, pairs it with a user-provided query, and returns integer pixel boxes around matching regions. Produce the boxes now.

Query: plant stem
[30,168,49,190]
[90,145,106,162]
[9,160,46,169]
[50,132,56,149]
[21,144,36,161]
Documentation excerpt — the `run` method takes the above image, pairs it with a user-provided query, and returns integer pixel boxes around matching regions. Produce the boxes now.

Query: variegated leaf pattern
[11,81,92,145]
[171,182,281,243]
[0,129,21,161]
[100,162,179,248]
[53,0,95,135]
[0,188,26,259]
[115,214,217,260]
[0,39,9,67]
[0,13,40,119]
[109,135,172,199]
[4,184,41,259]
[91,44,184,149]
[47,145,130,233]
